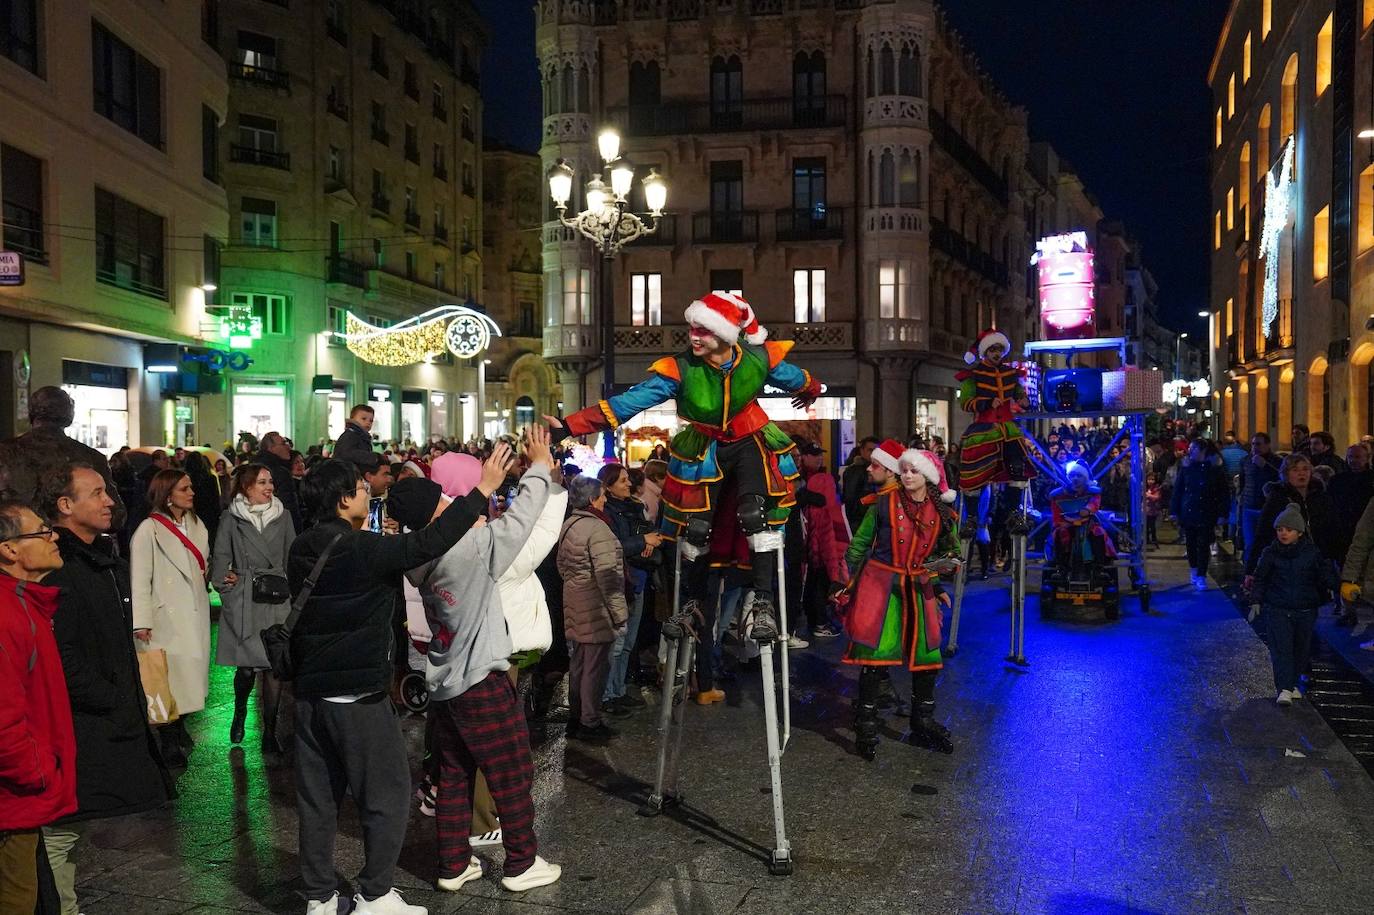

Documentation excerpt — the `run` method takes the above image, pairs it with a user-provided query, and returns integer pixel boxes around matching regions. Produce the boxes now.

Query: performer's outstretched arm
[763,341,823,407]
[549,372,679,442]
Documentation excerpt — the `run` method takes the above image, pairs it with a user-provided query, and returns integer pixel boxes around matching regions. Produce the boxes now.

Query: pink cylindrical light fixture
[1038,249,1096,339]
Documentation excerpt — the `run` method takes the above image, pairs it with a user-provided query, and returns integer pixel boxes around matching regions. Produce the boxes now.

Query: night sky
[472,0,1228,333]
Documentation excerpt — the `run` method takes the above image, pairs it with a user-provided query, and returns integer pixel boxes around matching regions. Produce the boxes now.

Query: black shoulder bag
[260,532,343,681]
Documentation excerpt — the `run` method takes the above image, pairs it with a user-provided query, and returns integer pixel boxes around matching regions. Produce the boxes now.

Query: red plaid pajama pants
[432,668,538,878]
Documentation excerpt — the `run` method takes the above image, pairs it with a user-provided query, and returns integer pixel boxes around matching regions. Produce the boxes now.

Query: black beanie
[387,476,443,531]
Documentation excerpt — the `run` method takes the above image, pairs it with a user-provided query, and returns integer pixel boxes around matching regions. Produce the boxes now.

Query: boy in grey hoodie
[386,426,562,895]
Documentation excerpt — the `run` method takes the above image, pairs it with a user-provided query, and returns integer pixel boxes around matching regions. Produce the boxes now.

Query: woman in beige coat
[556,476,627,742]
[130,468,211,764]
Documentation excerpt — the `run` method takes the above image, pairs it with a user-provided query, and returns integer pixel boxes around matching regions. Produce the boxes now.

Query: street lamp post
[548,127,668,459]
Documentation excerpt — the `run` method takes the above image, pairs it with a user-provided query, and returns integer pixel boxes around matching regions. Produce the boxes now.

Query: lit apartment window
[1225,298,1233,335]
[562,266,590,324]
[793,269,826,323]
[877,259,909,318]
[1214,211,1222,250]
[92,21,162,148]
[1263,0,1272,38]
[2,0,40,73]
[1215,108,1222,147]
[1243,33,1252,83]
[230,292,288,335]
[240,197,277,247]
[1316,15,1333,96]
[630,273,662,326]
[1228,74,1235,118]
[1314,205,1330,281]
[1226,187,1235,230]
[1366,0,1374,31]
[1361,164,1374,252]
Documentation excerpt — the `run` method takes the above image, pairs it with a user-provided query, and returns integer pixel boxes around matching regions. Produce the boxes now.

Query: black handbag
[260,532,343,681]
[251,572,290,604]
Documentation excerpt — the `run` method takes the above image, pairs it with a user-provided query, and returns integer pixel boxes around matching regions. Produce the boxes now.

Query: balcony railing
[326,255,367,288]
[371,192,390,214]
[610,95,846,136]
[371,125,390,145]
[636,214,676,246]
[229,63,290,91]
[2,206,47,264]
[929,109,1007,204]
[692,211,759,244]
[229,145,290,170]
[775,206,844,242]
[326,94,349,120]
[97,266,166,300]
[326,20,347,45]
[930,217,1009,287]
[612,322,853,354]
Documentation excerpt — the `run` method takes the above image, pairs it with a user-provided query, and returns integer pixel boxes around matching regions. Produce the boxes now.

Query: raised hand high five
[478,441,515,497]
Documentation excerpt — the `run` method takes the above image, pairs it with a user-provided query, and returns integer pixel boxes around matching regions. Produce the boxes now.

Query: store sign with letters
[0,251,24,286]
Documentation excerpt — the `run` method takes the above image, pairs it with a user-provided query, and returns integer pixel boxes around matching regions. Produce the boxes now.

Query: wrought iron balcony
[611,95,846,136]
[930,110,1007,204]
[229,145,290,170]
[326,255,367,288]
[229,63,289,91]
[692,211,759,244]
[775,207,844,242]
[930,217,1009,287]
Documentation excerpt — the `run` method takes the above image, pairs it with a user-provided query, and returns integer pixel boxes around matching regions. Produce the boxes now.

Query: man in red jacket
[0,499,76,915]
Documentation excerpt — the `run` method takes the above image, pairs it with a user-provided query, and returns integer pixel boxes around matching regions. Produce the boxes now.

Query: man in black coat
[841,436,880,532]
[39,462,172,915]
[287,446,510,912]
[256,431,303,531]
[332,404,377,470]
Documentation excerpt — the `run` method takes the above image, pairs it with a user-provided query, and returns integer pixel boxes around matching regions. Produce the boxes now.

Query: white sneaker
[437,859,483,892]
[305,894,339,915]
[786,634,809,650]
[500,855,562,892]
[353,889,426,915]
[470,828,502,848]
[1276,689,1294,706]
[1291,687,1305,700]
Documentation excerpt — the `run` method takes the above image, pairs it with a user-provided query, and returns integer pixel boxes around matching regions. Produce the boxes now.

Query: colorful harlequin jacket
[561,340,823,535]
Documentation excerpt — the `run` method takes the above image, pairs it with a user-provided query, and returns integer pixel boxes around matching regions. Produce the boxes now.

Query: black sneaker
[618,690,648,709]
[600,700,632,719]
[576,722,619,743]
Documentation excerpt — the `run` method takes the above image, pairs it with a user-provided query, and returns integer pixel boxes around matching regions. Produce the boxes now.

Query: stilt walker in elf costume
[955,328,1035,540]
[547,289,823,653]
[841,441,960,762]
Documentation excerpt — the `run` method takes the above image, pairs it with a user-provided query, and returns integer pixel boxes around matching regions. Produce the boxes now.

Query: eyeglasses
[4,525,56,542]
[357,481,372,497]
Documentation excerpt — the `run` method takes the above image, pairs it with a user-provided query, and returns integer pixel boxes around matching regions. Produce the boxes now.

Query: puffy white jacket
[497,486,568,653]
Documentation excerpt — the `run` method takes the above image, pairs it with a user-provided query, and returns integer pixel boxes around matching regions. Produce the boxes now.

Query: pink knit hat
[429,451,482,498]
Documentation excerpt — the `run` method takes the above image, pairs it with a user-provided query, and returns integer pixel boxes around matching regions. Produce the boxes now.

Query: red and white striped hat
[871,439,907,473]
[684,291,768,346]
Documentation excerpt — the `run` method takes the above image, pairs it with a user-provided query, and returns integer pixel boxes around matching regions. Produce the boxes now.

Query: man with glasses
[0,500,75,915]
[1237,433,1282,566]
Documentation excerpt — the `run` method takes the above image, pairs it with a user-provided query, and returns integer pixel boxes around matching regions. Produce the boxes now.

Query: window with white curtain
[631,273,662,326]
[877,259,910,318]
[793,269,825,322]
[562,266,590,324]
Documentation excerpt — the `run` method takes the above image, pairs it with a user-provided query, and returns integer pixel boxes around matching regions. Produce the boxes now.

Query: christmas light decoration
[1035,232,1096,340]
[342,305,501,366]
[1258,137,1294,339]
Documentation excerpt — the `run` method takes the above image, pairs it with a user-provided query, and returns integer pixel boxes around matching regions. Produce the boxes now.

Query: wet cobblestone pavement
[63,541,1374,914]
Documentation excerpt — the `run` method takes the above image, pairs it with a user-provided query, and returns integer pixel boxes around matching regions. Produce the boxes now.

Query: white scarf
[231,493,284,532]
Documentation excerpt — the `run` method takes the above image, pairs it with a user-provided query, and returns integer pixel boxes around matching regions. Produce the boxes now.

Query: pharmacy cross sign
[1258,137,1294,340]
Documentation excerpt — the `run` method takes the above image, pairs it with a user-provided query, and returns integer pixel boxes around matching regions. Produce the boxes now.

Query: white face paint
[899,462,928,495]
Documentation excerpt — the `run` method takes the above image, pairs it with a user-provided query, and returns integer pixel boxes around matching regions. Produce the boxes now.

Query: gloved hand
[1341,582,1362,604]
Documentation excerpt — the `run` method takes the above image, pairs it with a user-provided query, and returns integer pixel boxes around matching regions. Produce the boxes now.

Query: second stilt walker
[841,442,960,761]
[547,291,823,658]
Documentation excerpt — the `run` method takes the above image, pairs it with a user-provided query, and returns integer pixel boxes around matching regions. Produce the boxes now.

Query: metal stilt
[1007,486,1030,666]
[774,539,791,749]
[639,612,695,816]
[946,534,975,657]
[757,634,792,875]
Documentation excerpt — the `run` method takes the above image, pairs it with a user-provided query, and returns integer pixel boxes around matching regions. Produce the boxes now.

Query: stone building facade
[1209,0,1374,447]
[535,0,1034,443]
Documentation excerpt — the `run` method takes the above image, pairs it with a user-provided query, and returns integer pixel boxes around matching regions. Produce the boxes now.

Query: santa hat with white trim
[963,327,1013,365]
[684,290,768,345]
[900,448,958,503]
[871,439,907,473]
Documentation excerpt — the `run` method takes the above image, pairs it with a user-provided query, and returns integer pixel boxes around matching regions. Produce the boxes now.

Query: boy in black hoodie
[1250,503,1338,707]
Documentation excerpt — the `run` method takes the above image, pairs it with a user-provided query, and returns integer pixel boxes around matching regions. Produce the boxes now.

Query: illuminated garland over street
[341,305,501,366]
[1258,138,1294,340]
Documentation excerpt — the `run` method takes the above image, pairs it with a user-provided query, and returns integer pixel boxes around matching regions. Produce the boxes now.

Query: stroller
[397,578,432,713]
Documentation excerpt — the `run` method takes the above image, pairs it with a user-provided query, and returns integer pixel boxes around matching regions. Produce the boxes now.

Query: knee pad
[737,493,768,536]
[684,516,712,547]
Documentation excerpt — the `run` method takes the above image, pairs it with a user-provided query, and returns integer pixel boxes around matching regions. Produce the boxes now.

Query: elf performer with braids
[545,291,823,694]
[840,441,961,761]
[955,328,1035,540]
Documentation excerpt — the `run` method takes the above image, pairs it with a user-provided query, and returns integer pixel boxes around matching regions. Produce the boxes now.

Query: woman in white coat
[130,468,211,765]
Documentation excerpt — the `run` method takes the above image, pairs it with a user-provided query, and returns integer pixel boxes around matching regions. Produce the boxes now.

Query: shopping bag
[137,648,180,724]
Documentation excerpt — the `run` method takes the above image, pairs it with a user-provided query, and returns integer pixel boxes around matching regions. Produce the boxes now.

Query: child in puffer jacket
[1250,503,1338,706]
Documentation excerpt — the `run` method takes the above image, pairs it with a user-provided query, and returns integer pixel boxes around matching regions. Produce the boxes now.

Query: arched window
[898,150,920,205]
[898,43,920,96]
[879,44,895,95]
[560,62,576,113]
[793,51,826,125]
[710,55,743,128]
[577,64,590,112]
[1239,142,1252,240]
[1280,53,1298,140]
[1257,104,1272,174]
[878,150,895,206]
